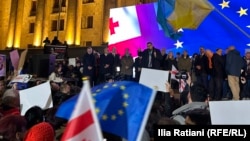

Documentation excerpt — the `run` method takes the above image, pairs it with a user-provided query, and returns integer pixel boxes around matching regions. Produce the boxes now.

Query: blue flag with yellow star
[175,0,250,56]
[56,81,156,141]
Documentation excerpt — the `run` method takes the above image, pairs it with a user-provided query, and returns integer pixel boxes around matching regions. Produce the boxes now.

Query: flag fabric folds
[157,0,181,39]
[108,6,141,45]
[178,0,250,56]
[56,81,156,141]
[108,3,176,57]
[167,0,214,30]
[61,80,103,141]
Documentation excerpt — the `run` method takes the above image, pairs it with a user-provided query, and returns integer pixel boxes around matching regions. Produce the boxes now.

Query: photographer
[171,72,210,125]
[104,73,115,83]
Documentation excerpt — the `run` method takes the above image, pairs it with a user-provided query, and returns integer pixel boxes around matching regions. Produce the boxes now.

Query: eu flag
[56,81,156,141]
[176,0,250,56]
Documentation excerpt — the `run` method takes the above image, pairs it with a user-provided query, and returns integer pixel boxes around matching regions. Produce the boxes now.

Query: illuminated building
[0,0,156,50]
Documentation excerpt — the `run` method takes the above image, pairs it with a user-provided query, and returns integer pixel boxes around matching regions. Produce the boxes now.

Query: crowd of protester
[0,41,249,141]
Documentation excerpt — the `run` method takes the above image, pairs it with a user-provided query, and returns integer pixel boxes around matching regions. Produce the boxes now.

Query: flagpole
[56,0,62,38]
[207,1,250,38]
[136,89,157,141]
[215,8,250,38]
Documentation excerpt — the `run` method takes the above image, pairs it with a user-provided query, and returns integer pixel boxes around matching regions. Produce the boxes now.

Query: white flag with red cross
[170,65,186,93]
[109,5,141,45]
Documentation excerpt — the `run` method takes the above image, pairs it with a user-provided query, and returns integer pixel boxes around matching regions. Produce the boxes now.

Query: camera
[104,73,124,82]
[105,73,115,82]
[175,71,188,80]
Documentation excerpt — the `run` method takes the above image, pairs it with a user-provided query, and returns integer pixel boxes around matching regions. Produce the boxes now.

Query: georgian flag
[170,65,186,93]
[61,80,103,141]
[108,3,175,57]
[109,6,141,45]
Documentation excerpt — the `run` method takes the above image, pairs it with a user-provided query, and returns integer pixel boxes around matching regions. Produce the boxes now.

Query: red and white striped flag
[170,65,186,93]
[61,80,103,141]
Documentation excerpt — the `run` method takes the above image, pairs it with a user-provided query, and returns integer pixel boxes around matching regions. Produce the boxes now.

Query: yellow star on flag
[123,102,128,107]
[102,115,108,120]
[219,0,230,9]
[118,110,124,116]
[95,108,100,114]
[111,115,117,120]
[237,7,248,17]
[120,85,126,90]
[123,93,129,99]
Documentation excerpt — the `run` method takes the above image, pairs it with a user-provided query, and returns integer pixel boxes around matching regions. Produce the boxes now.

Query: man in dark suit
[111,47,121,76]
[134,51,143,82]
[210,48,225,100]
[99,47,114,84]
[141,42,162,70]
[82,47,96,87]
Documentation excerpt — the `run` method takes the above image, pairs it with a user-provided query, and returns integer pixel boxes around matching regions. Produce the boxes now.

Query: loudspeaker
[30,54,56,78]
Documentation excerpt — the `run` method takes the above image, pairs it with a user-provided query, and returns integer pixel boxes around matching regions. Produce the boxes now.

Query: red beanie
[24,122,54,141]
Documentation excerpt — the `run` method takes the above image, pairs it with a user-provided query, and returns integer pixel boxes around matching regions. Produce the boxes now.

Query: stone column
[0,0,11,49]
[33,0,45,47]
[75,0,82,46]
[65,0,77,45]
[41,0,52,44]
[13,0,25,48]
[6,0,18,48]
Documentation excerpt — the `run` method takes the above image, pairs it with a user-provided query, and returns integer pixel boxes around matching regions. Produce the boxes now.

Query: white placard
[209,101,250,125]
[69,58,76,67]
[19,81,53,115]
[139,68,169,92]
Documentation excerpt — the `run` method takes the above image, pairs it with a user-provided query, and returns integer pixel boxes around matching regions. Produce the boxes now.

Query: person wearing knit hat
[24,122,55,141]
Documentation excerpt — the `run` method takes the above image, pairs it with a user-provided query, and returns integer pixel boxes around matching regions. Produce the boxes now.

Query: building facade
[0,0,156,50]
